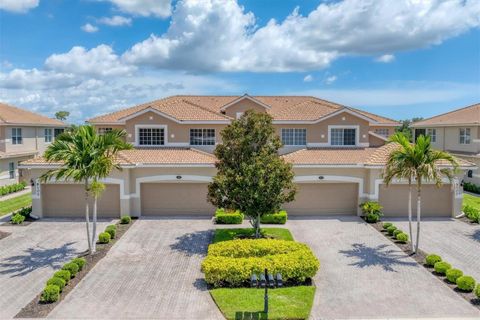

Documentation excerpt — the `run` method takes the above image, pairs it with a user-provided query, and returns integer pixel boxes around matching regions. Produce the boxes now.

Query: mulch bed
[15,219,136,318]
[0,230,11,240]
[458,215,480,226]
[367,219,480,309]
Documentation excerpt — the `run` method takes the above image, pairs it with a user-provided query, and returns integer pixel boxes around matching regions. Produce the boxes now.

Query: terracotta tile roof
[412,103,480,127]
[88,95,399,125]
[0,102,64,126]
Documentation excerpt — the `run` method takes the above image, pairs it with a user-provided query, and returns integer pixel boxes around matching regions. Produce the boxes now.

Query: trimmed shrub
[98,232,111,244]
[382,222,392,229]
[120,215,131,224]
[0,182,26,196]
[365,213,379,223]
[434,261,451,275]
[41,285,60,303]
[260,211,288,224]
[53,270,71,283]
[387,225,397,236]
[396,232,409,243]
[464,182,480,194]
[464,205,480,223]
[62,262,79,278]
[46,277,66,292]
[446,268,463,284]
[456,276,476,292]
[17,206,32,218]
[72,257,86,271]
[425,254,442,267]
[215,209,244,224]
[105,225,116,239]
[393,229,403,237]
[475,284,480,298]
[10,213,25,224]
[202,239,319,287]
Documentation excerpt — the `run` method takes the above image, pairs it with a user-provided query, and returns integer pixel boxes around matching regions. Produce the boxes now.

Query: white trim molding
[328,125,360,147]
[131,174,213,198]
[134,124,167,147]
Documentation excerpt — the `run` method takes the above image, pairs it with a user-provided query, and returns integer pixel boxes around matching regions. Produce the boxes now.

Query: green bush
[396,232,409,243]
[464,182,480,194]
[41,285,60,303]
[387,225,397,236]
[98,232,111,244]
[365,213,379,223]
[71,257,86,271]
[215,209,244,224]
[120,215,131,224]
[393,229,403,237]
[0,182,26,196]
[46,277,66,292]
[62,262,79,278]
[105,225,116,239]
[382,222,392,229]
[53,270,71,283]
[16,206,32,218]
[360,201,383,216]
[434,261,451,275]
[446,268,463,284]
[425,254,442,267]
[456,276,476,292]
[475,284,480,298]
[464,205,480,222]
[260,211,288,224]
[202,239,319,287]
[10,213,25,224]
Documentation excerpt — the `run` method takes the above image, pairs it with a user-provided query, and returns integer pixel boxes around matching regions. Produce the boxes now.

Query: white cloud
[81,23,99,33]
[106,0,171,18]
[0,0,39,13]
[303,75,313,82]
[0,68,80,89]
[45,45,135,77]
[98,15,132,27]
[325,75,337,85]
[376,54,395,63]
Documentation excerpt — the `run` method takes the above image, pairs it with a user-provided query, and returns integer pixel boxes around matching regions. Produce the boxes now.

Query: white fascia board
[220,94,271,111]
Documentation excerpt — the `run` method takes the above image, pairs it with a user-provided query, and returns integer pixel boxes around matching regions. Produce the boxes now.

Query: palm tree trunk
[408,182,413,252]
[84,179,92,254]
[91,195,98,253]
[415,182,422,254]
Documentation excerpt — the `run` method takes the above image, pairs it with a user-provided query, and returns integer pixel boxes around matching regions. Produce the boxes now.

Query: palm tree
[41,125,131,254]
[89,180,105,253]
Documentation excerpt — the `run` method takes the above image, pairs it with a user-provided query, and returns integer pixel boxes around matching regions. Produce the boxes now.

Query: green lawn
[210,286,315,320]
[0,193,32,216]
[463,193,480,210]
[213,228,294,243]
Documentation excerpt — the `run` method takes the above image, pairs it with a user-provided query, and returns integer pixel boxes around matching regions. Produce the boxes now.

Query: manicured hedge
[425,254,442,267]
[260,211,287,224]
[434,261,451,275]
[463,205,480,223]
[0,181,27,196]
[464,182,480,194]
[456,276,476,292]
[120,215,131,224]
[396,232,409,243]
[202,239,319,287]
[41,285,60,303]
[215,209,243,224]
[98,232,111,244]
[105,225,116,239]
[11,213,25,224]
[446,268,463,284]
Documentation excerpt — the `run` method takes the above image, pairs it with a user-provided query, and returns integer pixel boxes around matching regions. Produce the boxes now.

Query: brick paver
[0,219,113,319]
[49,217,223,319]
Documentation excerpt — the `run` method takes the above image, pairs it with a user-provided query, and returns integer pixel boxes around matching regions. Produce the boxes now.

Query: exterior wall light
[176,175,182,180]
[318,176,324,180]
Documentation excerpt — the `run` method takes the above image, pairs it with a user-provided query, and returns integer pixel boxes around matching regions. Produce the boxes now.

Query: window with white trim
[138,128,164,146]
[331,128,356,146]
[8,162,15,179]
[281,128,307,146]
[44,128,53,143]
[98,127,112,135]
[426,128,437,143]
[190,129,215,145]
[11,128,22,145]
[374,128,389,137]
[460,128,471,144]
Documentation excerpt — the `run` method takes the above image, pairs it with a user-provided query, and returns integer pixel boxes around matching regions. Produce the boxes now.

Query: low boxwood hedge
[41,285,60,303]
[446,268,463,284]
[456,275,476,292]
[386,225,397,236]
[382,222,392,229]
[53,270,71,284]
[98,232,111,244]
[46,277,66,292]
[72,257,86,271]
[425,254,442,267]
[105,225,116,239]
[202,239,319,287]
[395,232,409,243]
[434,261,451,275]
[62,262,79,278]
[260,211,288,224]
[120,215,131,224]
[215,209,244,224]
[0,181,27,196]
[11,213,25,225]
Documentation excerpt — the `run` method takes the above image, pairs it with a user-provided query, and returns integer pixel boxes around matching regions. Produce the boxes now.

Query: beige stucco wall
[417,126,480,154]
[0,155,32,186]
[223,99,267,118]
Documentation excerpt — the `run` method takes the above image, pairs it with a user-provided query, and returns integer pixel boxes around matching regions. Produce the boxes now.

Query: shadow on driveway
[470,229,480,243]
[169,230,213,257]
[339,243,418,272]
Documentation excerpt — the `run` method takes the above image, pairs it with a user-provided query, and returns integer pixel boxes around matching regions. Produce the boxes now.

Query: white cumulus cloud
[0,0,39,13]
[376,54,395,63]
[303,75,314,82]
[98,15,132,27]
[325,76,337,85]
[106,0,171,18]
[81,23,99,33]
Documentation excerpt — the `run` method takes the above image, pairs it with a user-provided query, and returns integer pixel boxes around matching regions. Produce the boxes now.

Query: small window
[138,127,164,146]
[44,128,53,143]
[460,128,471,144]
[281,129,307,146]
[54,128,65,138]
[374,128,389,137]
[426,128,437,143]
[190,129,215,146]
[331,128,356,146]
[98,127,113,135]
[11,128,22,145]
[8,162,15,179]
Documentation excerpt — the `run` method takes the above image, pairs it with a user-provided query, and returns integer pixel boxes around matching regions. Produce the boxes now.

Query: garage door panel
[42,184,120,218]
[283,183,358,215]
[379,184,452,217]
[141,183,215,216]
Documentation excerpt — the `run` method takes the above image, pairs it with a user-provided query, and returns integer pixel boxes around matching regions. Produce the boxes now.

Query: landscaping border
[15,219,136,318]
[367,220,480,309]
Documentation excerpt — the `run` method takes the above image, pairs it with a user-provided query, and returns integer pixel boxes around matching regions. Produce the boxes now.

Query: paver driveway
[287,216,480,320]
[0,219,113,319]
[49,217,223,319]
[393,217,480,281]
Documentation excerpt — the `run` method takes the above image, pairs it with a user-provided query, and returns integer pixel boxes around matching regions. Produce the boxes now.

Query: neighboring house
[0,103,65,186]
[411,103,480,184]
[20,95,472,219]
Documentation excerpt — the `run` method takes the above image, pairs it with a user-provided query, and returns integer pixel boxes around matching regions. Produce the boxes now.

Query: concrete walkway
[0,219,113,319]
[287,216,480,320]
[392,218,480,281]
[49,218,223,319]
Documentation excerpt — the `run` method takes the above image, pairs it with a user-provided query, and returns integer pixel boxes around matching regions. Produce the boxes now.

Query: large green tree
[55,111,70,121]
[207,110,296,238]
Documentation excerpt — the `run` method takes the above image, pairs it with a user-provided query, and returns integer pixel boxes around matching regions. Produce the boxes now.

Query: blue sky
[0,0,479,123]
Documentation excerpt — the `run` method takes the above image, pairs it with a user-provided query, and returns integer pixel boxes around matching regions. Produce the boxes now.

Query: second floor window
[460,128,471,144]
[12,128,22,145]
[44,128,53,143]
[139,128,164,146]
[426,128,437,143]
[281,128,307,146]
[190,129,215,145]
[98,127,112,135]
[331,128,356,146]
[374,128,389,137]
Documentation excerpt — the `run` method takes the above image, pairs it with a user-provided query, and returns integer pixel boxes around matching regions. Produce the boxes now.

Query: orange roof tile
[412,103,480,127]
[0,102,65,126]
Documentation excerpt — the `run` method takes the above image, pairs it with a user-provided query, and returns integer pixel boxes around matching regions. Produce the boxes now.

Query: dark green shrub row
[382,222,408,243]
[463,205,480,223]
[463,182,480,194]
[425,254,477,293]
[215,208,244,224]
[0,181,27,196]
[120,215,131,224]
[360,201,383,223]
[260,210,287,224]
[42,257,87,303]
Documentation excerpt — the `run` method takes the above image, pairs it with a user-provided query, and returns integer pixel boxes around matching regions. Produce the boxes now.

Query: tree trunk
[415,181,422,254]
[255,213,261,238]
[91,195,98,254]
[84,179,92,254]
[408,182,413,252]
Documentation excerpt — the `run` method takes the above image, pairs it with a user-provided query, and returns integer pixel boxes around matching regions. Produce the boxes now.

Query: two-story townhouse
[0,103,65,186]
[411,103,480,184]
[20,95,472,219]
